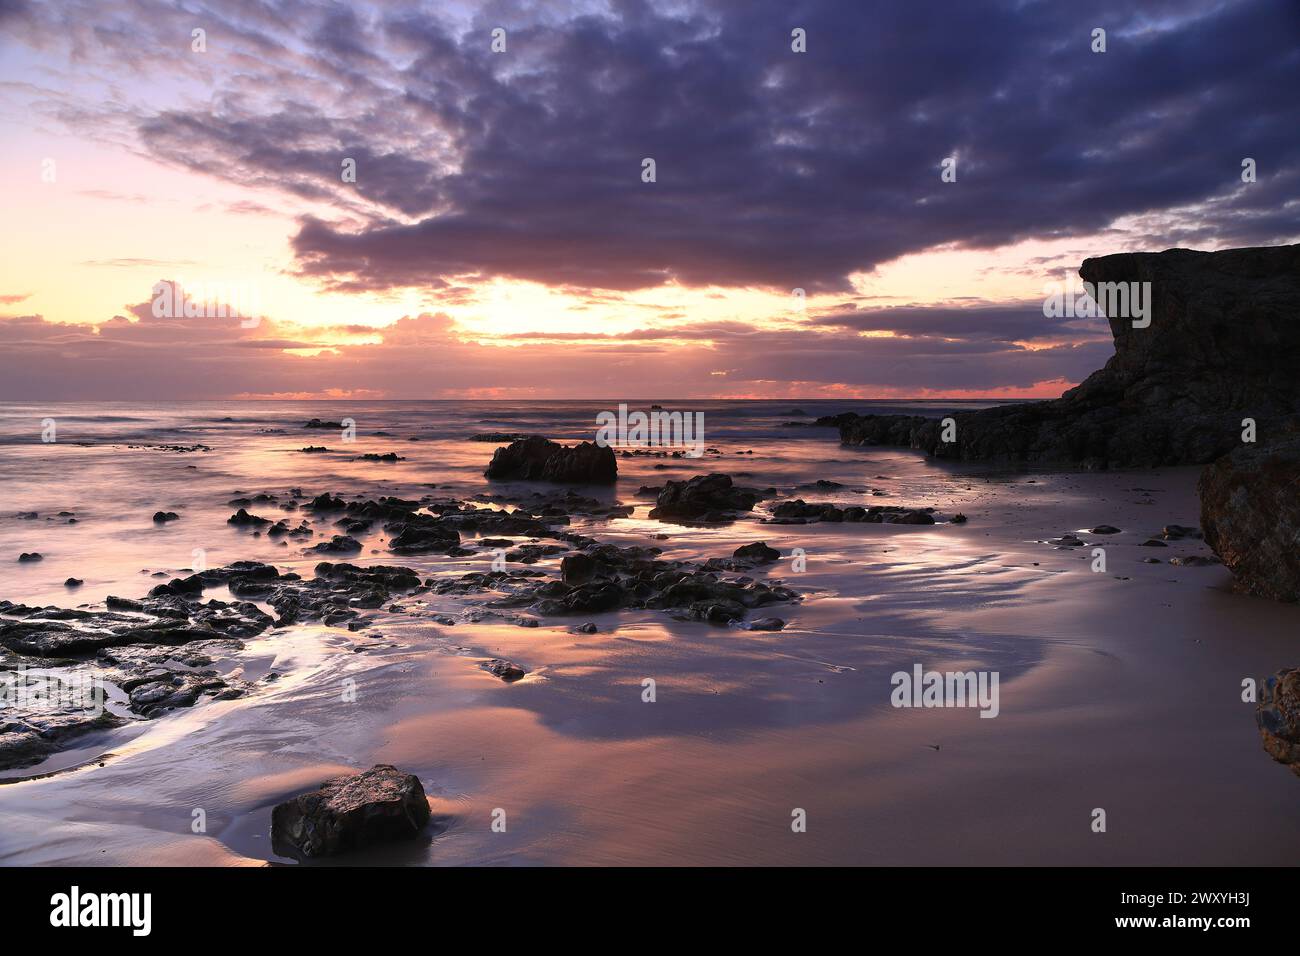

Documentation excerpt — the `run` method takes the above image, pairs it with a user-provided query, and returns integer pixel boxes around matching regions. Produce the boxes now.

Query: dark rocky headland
[826,244,1300,469]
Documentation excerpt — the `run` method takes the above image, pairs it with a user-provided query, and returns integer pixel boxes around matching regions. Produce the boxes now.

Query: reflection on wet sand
[1,401,1297,865]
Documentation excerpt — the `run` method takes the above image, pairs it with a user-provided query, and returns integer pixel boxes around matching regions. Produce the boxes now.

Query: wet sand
[0,402,1297,865]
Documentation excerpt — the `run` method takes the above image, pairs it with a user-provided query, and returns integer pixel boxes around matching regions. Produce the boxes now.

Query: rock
[484,436,617,484]
[733,542,780,564]
[1140,539,1168,547]
[768,499,935,525]
[747,617,786,631]
[686,599,747,623]
[64,577,83,587]
[300,446,329,453]
[573,622,598,634]
[648,474,757,521]
[1258,669,1300,776]
[950,513,968,523]
[308,535,363,554]
[889,511,936,525]
[17,552,42,562]
[355,453,405,462]
[303,418,344,429]
[227,508,270,527]
[481,659,527,682]
[561,553,598,584]
[1200,435,1300,601]
[1168,555,1219,567]
[831,244,1300,468]
[388,521,460,554]
[307,493,347,511]
[1090,525,1121,534]
[0,710,124,771]
[153,511,180,523]
[270,764,431,859]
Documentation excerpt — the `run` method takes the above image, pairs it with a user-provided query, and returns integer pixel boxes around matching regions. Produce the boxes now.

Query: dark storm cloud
[13,0,1298,296]
[287,0,1300,291]
[812,302,1111,345]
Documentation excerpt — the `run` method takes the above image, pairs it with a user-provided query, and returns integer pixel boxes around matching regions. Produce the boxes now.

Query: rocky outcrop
[648,474,758,521]
[767,500,938,524]
[1258,669,1300,777]
[1199,433,1300,602]
[733,542,780,564]
[831,244,1300,468]
[270,764,431,858]
[484,436,617,484]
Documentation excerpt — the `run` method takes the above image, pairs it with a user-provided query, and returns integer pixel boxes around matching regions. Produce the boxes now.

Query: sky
[0,0,1297,400]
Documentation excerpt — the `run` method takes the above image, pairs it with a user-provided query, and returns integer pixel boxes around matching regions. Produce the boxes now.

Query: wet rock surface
[1199,433,1300,602]
[827,244,1300,468]
[484,435,617,484]
[0,480,809,769]
[270,764,431,858]
[481,659,527,682]
[648,473,759,521]
[767,500,937,525]
[1257,669,1300,776]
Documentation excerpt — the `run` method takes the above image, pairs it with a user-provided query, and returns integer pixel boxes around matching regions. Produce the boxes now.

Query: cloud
[6,0,1297,297]
[0,289,1114,400]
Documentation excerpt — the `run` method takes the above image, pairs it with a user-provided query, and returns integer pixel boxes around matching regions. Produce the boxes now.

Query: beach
[0,400,1297,865]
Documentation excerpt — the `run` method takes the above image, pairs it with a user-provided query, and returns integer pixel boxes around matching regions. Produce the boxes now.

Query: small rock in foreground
[270,764,431,859]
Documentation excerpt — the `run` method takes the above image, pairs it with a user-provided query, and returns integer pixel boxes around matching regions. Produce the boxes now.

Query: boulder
[831,244,1300,468]
[733,542,780,564]
[484,436,616,484]
[388,521,460,554]
[270,764,431,859]
[648,474,757,521]
[1257,668,1300,776]
[1199,434,1300,602]
[561,552,598,584]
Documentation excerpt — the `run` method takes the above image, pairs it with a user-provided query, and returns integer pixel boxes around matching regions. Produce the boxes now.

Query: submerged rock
[484,436,617,484]
[270,764,431,858]
[1200,434,1300,602]
[829,244,1300,468]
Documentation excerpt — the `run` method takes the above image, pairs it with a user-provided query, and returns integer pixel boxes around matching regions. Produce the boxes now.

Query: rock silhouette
[829,244,1300,468]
